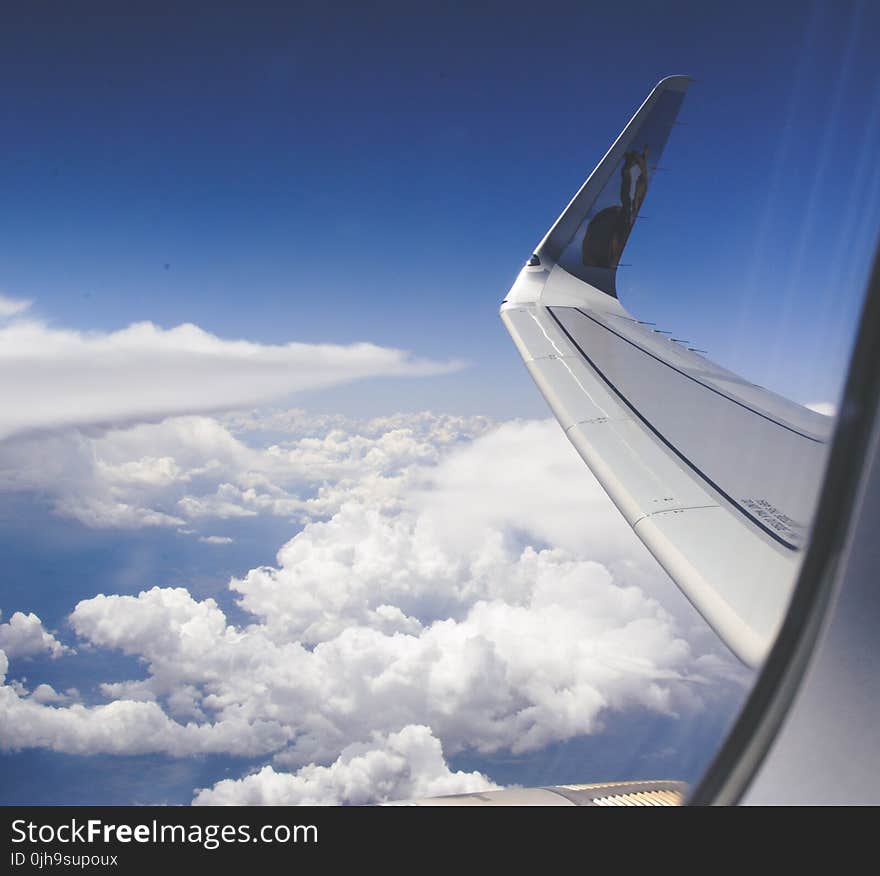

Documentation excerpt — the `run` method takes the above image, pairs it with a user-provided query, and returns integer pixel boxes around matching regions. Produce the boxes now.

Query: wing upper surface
[501,78,831,666]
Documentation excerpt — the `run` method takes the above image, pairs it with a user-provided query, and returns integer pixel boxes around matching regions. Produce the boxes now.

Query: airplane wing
[500,76,832,667]
[390,780,687,806]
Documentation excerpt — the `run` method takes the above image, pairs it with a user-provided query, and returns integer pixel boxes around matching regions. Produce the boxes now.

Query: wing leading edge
[501,76,831,667]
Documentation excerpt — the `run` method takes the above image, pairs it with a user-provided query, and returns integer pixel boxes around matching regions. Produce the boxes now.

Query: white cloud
[0,687,289,757]
[805,401,837,417]
[198,535,234,545]
[0,410,489,529]
[0,612,70,659]
[192,725,499,805]
[0,313,461,442]
[55,541,702,767]
[0,295,31,319]
[29,684,78,705]
[0,414,747,799]
[230,419,651,648]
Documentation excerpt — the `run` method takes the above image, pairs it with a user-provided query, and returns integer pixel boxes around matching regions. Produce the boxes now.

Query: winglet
[535,76,690,297]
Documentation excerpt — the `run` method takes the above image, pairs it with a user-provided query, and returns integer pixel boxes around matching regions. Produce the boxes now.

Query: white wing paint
[501,76,832,666]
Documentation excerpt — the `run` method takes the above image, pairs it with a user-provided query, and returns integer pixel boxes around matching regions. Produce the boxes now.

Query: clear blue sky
[2,0,879,414]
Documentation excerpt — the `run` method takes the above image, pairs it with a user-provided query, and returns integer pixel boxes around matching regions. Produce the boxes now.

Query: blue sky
[3,1,878,412]
[1,1,879,805]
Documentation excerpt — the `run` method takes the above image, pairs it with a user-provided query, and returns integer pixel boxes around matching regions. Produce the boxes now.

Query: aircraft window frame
[690,244,880,804]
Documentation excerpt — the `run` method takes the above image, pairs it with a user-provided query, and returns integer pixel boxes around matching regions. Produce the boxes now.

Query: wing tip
[655,74,692,93]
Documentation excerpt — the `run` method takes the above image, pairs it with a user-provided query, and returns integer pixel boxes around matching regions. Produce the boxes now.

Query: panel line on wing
[630,503,721,527]
[565,419,696,509]
[524,309,569,359]
[556,358,615,419]
[546,307,800,550]
[572,307,825,444]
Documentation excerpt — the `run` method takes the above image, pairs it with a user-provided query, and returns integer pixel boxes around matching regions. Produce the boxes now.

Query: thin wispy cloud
[0,295,31,319]
[0,304,463,442]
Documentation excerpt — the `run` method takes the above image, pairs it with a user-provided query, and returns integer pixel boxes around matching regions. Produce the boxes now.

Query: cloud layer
[0,302,460,442]
[0,412,747,803]
[0,407,489,530]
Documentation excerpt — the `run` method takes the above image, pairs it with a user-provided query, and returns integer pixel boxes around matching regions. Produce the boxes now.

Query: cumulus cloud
[0,413,747,801]
[0,410,489,529]
[0,688,289,757]
[29,684,78,706]
[0,612,70,659]
[0,310,461,442]
[198,535,234,545]
[192,725,499,805]
[53,543,698,767]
